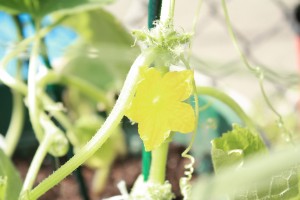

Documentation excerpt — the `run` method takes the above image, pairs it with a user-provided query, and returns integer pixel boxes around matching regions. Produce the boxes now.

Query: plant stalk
[3,15,28,157]
[27,20,44,141]
[4,88,24,157]
[21,133,54,194]
[29,53,154,199]
[146,0,176,185]
[149,142,169,184]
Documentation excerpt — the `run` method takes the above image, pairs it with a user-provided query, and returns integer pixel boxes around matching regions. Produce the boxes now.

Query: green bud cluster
[132,20,192,66]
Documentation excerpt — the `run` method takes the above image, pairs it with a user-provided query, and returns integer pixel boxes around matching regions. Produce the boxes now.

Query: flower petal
[126,67,162,122]
[126,68,196,151]
[166,102,195,133]
[137,67,162,96]
[138,114,171,151]
[125,96,149,123]
[161,70,193,101]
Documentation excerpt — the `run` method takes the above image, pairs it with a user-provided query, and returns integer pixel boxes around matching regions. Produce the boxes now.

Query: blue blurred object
[42,16,77,63]
[0,12,18,77]
[0,11,77,79]
[0,11,77,155]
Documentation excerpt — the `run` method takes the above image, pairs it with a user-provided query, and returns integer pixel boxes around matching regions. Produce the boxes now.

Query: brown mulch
[13,145,192,200]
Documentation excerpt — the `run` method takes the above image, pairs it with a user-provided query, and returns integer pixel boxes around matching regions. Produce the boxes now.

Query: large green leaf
[234,168,299,200]
[60,43,138,91]
[37,0,114,17]
[62,9,134,45]
[191,147,300,200]
[59,9,139,92]
[0,149,22,200]
[211,125,299,200]
[0,0,114,17]
[0,0,27,14]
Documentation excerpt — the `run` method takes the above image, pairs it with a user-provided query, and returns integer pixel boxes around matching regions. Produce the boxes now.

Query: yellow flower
[126,67,196,151]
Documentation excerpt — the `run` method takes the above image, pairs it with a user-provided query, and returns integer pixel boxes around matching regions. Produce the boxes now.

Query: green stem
[29,53,154,199]
[187,0,203,61]
[92,167,110,193]
[4,16,25,157]
[146,0,176,185]
[180,56,199,157]
[27,20,44,141]
[149,142,169,184]
[4,88,24,157]
[21,133,54,194]
[1,71,73,134]
[38,71,112,109]
[160,0,175,23]
[41,95,73,130]
[196,86,256,133]
[220,0,293,141]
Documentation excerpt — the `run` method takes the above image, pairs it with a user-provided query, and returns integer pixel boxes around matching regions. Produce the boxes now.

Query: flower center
[152,96,160,104]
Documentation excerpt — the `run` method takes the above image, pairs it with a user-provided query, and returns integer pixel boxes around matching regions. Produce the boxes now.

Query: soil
[13,145,194,200]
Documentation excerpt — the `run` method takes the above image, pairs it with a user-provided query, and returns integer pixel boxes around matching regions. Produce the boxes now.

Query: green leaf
[59,9,139,91]
[0,0,114,17]
[0,149,22,200]
[36,0,114,17]
[62,9,134,45]
[0,0,28,15]
[234,168,299,200]
[0,176,7,200]
[192,145,300,200]
[211,124,267,173]
[211,125,299,200]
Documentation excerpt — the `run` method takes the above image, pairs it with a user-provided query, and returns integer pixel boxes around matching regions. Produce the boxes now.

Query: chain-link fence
[107,0,300,114]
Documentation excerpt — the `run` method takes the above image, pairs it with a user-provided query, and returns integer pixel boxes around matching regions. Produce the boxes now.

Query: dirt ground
[14,145,192,200]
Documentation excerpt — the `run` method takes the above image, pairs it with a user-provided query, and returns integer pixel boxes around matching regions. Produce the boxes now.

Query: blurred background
[0,0,300,199]
[107,0,300,110]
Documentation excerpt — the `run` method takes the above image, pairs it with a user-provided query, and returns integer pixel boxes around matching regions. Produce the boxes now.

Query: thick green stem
[21,133,54,194]
[149,142,169,184]
[29,53,153,199]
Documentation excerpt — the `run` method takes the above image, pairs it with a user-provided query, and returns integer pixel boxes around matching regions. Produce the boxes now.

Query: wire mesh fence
[108,0,300,101]
[189,0,299,89]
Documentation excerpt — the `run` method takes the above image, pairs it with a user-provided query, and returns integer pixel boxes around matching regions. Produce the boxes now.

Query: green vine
[29,53,154,199]
[221,0,293,143]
